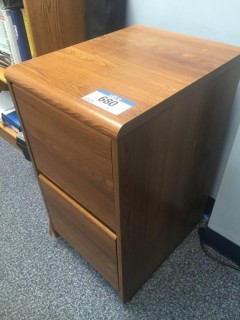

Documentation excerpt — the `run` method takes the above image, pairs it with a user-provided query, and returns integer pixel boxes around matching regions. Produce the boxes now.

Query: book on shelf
[0,90,15,115]
[0,7,22,64]
[0,50,11,67]
[9,9,31,61]
[0,10,13,66]
[2,108,21,133]
[3,0,23,9]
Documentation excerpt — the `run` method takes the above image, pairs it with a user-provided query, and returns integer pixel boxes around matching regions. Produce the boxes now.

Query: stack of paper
[0,90,14,116]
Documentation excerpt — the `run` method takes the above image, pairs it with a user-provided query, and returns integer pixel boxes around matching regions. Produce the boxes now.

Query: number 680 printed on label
[82,89,135,115]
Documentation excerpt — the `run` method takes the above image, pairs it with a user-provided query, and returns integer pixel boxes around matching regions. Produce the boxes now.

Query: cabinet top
[6,25,240,138]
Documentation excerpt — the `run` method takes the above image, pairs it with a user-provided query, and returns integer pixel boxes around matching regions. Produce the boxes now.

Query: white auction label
[82,89,135,115]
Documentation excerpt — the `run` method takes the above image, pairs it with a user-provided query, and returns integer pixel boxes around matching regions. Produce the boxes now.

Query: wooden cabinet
[0,0,85,147]
[5,26,240,302]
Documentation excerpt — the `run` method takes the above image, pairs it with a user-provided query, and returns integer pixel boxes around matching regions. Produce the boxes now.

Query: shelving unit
[0,0,85,148]
[0,79,16,147]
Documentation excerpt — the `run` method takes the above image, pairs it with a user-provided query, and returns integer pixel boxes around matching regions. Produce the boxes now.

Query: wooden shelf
[0,73,16,147]
[0,66,7,84]
[0,121,17,148]
[0,74,16,147]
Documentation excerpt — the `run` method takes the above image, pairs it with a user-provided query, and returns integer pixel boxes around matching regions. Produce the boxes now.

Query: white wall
[127,0,240,197]
[208,124,240,246]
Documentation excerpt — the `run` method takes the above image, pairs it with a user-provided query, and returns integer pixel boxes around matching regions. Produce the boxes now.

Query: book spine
[0,8,22,63]
[0,13,14,65]
[8,9,24,61]
[3,0,23,9]
[21,8,36,58]
[9,9,31,61]
[0,53,12,67]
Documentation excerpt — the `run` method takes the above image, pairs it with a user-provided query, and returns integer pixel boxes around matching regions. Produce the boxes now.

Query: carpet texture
[0,137,240,320]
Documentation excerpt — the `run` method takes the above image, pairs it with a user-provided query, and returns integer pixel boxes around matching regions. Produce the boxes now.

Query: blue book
[2,108,21,133]
[9,9,31,61]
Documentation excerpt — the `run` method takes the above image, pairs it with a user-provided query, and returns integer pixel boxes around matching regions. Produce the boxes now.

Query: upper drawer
[12,85,115,230]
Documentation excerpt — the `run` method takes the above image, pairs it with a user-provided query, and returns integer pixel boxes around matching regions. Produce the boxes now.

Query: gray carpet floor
[0,137,240,320]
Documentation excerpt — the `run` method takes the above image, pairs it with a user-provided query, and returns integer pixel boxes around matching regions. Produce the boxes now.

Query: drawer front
[39,174,118,289]
[13,85,115,229]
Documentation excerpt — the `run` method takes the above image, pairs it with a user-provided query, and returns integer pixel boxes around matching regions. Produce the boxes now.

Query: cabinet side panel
[24,0,85,56]
[117,66,240,301]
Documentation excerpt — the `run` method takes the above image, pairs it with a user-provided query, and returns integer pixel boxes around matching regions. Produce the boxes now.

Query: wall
[127,0,240,197]
[208,124,240,246]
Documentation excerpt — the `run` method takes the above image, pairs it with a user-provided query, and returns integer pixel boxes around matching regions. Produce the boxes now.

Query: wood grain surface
[115,65,240,301]
[23,0,85,56]
[5,25,240,137]
[13,85,116,230]
[39,174,118,288]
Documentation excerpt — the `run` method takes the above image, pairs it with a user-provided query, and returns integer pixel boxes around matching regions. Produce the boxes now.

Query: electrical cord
[197,222,240,272]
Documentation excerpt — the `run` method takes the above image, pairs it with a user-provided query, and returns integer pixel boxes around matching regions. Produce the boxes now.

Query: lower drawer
[39,174,118,289]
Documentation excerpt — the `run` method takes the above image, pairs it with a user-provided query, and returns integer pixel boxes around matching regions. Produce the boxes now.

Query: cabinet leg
[49,220,59,238]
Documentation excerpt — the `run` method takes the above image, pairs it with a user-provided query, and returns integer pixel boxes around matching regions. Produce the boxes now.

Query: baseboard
[204,196,215,217]
[204,227,240,266]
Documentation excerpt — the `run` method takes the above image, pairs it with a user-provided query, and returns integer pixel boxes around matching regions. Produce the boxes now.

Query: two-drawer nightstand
[6,26,240,302]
